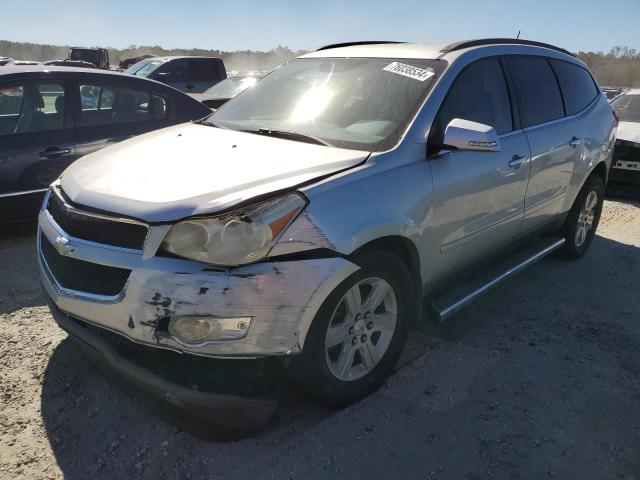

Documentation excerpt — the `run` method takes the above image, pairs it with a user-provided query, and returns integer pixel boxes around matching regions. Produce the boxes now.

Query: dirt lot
[1,199,639,480]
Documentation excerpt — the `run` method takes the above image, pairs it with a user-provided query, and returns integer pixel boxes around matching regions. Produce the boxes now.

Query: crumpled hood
[61,123,369,222]
[617,121,640,144]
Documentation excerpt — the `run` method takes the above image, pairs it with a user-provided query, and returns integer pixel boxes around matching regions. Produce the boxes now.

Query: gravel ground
[1,199,639,480]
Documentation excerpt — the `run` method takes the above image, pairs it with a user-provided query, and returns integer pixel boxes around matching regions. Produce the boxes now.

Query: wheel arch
[590,161,608,185]
[349,235,423,320]
[565,160,608,214]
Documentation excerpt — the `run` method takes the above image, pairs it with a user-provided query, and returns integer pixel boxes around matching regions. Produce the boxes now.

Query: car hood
[189,93,228,102]
[617,121,640,144]
[60,123,369,223]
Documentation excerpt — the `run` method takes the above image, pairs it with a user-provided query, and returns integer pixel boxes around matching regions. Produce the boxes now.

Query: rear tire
[286,250,414,407]
[560,174,604,260]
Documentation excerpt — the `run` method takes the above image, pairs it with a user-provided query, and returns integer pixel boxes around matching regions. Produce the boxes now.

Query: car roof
[302,39,576,61]
[0,66,174,89]
[146,56,223,62]
[302,42,449,60]
[0,65,127,76]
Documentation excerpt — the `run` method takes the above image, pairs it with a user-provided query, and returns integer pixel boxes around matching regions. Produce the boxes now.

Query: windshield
[125,59,162,77]
[612,94,640,123]
[70,49,98,64]
[208,57,442,151]
[204,76,258,98]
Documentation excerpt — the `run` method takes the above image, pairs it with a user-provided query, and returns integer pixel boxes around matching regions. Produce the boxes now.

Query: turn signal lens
[168,316,252,344]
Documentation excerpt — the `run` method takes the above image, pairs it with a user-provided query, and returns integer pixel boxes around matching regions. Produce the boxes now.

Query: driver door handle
[39,146,72,158]
[509,154,526,169]
[569,136,583,148]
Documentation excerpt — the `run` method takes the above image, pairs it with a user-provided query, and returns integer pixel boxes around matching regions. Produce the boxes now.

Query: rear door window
[78,83,168,127]
[188,59,220,81]
[431,58,513,145]
[155,59,189,82]
[507,57,565,128]
[0,83,65,135]
[550,60,599,115]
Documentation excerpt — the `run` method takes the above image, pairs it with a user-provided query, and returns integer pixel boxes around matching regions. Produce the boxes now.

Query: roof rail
[315,41,405,52]
[440,38,575,57]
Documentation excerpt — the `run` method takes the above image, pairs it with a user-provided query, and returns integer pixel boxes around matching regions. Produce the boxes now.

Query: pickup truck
[124,56,227,93]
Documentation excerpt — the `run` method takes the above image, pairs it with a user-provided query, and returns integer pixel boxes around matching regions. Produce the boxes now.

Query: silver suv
[39,39,616,409]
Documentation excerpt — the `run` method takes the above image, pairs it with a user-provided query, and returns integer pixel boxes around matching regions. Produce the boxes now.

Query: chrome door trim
[434,238,566,321]
[522,94,600,134]
[0,188,48,199]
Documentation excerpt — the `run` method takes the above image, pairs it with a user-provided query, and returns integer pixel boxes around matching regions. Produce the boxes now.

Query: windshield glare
[205,77,258,98]
[125,59,161,77]
[209,58,441,151]
[612,94,640,123]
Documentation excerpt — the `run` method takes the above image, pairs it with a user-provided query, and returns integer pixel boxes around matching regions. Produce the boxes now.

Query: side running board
[432,238,565,322]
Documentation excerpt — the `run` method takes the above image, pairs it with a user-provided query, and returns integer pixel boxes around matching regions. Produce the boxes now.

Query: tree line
[1,39,639,86]
[0,40,302,72]
[576,47,640,87]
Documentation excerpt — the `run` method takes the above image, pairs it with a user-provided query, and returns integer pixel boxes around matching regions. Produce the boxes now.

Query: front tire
[287,251,414,407]
[560,174,604,260]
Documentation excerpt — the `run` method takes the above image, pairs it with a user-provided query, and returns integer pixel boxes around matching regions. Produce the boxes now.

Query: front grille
[41,235,131,296]
[47,190,148,250]
[613,140,640,164]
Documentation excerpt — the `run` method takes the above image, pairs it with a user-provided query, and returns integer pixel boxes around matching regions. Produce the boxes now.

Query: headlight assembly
[160,193,306,266]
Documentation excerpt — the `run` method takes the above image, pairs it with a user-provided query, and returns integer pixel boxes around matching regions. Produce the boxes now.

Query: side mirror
[443,118,501,152]
[154,72,173,82]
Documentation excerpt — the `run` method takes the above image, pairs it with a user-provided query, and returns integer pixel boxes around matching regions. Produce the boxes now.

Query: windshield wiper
[244,128,332,147]
[195,117,230,129]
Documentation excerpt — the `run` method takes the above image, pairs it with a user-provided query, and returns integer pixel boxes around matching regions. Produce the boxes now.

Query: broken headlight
[160,193,306,266]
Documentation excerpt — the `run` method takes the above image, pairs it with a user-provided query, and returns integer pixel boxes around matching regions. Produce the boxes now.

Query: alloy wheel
[575,190,598,247]
[324,277,397,381]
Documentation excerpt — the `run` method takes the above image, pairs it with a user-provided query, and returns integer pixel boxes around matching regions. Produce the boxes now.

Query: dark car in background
[8,61,40,66]
[43,59,96,69]
[124,56,226,93]
[0,66,211,225]
[119,54,155,70]
[602,86,630,102]
[190,74,261,109]
[608,89,640,194]
[69,47,110,70]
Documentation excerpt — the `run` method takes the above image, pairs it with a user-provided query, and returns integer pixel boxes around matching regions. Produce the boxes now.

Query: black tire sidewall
[288,250,414,407]
[563,175,604,259]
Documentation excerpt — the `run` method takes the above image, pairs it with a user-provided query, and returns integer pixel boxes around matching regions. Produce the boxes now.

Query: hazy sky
[2,0,638,53]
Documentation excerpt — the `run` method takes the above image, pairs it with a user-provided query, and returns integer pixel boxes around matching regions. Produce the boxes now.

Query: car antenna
[516,30,521,39]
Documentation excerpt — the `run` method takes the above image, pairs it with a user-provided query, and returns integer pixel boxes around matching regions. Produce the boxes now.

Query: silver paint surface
[40,41,616,357]
[60,123,369,222]
[39,209,359,357]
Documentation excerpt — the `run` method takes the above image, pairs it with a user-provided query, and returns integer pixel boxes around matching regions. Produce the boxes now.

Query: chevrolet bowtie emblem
[54,235,76,256]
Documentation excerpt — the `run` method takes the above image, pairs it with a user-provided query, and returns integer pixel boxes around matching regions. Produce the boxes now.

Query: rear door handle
[106,136,133,142]
[509,154,526,169]
[39,147,72,158]
[569,136,583,148]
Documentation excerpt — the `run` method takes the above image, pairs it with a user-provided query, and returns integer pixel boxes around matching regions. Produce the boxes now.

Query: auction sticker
[383,62,435,81]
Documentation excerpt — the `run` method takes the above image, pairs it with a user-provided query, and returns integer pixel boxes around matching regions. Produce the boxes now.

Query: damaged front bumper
[38,205,359,358]
[47,299,278,437]
[610,139,640,185]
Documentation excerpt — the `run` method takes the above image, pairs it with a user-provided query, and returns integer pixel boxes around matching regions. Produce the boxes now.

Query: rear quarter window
[550,60,599,116]
[188,59,223,81]
[507,57,565,128]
